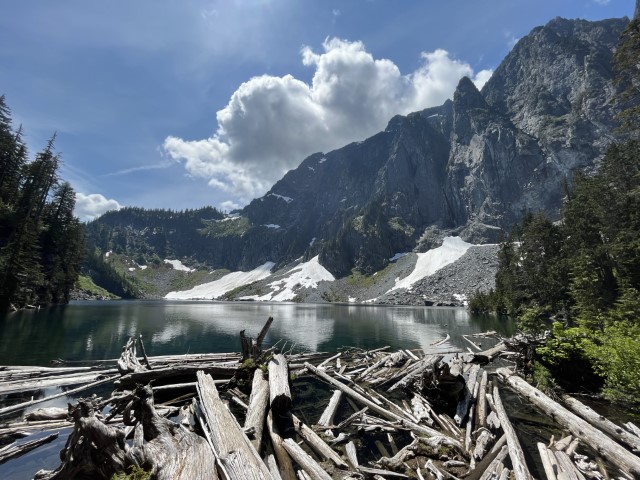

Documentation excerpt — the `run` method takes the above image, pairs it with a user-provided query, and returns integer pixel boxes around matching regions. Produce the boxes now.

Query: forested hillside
[470,15,640,405]
[0,96,84,311]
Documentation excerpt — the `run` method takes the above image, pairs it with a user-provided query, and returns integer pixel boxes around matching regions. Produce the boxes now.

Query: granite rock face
[242,16,630,274]
[89,17,632,278]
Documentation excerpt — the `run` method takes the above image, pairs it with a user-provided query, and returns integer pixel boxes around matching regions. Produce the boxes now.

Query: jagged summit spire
[635,0,639,19]
[453,76,487,109]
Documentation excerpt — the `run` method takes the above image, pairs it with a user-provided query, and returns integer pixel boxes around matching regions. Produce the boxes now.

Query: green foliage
[479,139,640,403]
[0,96,84,311]
[111,466,151,480]
[199,216,250,238]
[75,274,119,299]
[584,320,640,405]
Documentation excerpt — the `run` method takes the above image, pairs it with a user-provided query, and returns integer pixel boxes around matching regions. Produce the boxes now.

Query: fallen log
[282,438,333,480]
[245,369,270,454]
[561,395,640,454]
[471,342,507,364]
[304,362,461,448]
[454,364,480,426]
[291,414,348,469]
[269,354,292,414]
[0,433,58,464]
[267,411,297,480]
[317,390,342,428]
[196,371,274,479]
[387,355,442,393]
[497,368,640,478]
[241,316,274,361]
[536,442,558,480]
[0,375,118,418]
[492,384,533,480]
[117,363,237,385]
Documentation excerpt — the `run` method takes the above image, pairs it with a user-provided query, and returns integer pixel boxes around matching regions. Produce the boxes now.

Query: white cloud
[593,0,611,5]
[219,200,242,212]
[164,38,493,204]
[74,192,121,221]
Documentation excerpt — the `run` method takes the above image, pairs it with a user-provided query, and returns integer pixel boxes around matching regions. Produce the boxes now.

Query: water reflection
[0,301,514,365]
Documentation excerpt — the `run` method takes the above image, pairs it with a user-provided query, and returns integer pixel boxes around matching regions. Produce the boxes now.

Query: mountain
[86,16,632,296]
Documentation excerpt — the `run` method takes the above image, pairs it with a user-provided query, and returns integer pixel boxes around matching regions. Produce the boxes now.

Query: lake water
[0,300,515,365]
[0,300,515,479]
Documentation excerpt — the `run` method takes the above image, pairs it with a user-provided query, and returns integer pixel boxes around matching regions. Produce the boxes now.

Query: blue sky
[0,0,633,220]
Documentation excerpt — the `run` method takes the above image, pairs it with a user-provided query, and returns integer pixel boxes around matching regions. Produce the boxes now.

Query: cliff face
[88,17,632,277]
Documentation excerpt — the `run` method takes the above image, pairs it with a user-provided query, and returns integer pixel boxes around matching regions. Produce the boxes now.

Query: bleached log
[0,433,58,463]
[196,371,274,480]
[387,355,442,392]
[304,362,461,448]
[492,384,533,480]
[477,445,508,480]
[473,429,495,461]
[498,368,640,478]
[0,369,119,395]
[282,438,333,480]
[561,395,640,454]
[317,390,342,428]
[344,441,359,468]
[269,354,292,413]
[317,353,341,370]
[624,422,640,439]
[240,316,273,361]
[554,449,586,480]
[466,435,507,480]
[291,414,348,469]
[357,466,409,478]
[245,369,270,454]
[117,363,237,385]
[0,375,118,418]
[24,407,67,421]
[455,364,480,426]
[537,442,558,480]
[472,342,507,363]
[267,454,285,480]
[267,410,297,480]
[377,439,417,471]
[462,335,483,351]
[476,370,488,428]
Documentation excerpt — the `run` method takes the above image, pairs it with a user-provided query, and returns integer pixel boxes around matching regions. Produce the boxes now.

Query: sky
[0,1,634,220]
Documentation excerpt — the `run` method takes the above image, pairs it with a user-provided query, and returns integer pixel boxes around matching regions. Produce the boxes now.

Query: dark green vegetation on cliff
[85,17,631,287]
[0,96,84,311]
[470,16,640,406]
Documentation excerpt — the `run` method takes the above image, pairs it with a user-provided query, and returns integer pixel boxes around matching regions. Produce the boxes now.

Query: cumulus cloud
[164,38,493,205]
[75,192,121,221]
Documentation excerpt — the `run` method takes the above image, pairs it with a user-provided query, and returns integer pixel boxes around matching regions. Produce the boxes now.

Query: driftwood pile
[0,321,639,479]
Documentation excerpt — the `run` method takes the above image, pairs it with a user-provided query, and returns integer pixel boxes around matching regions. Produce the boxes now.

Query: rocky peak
[453,77,488,110]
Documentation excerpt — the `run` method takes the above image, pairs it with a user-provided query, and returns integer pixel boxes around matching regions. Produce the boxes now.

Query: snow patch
[389,237,471,292]
[263,224,281,229]
[268,193,293,203]
[309,237,316,246]
[164,259,196,273]
[165,262,275,300]
[139,265,148,270]
[348,297,357,303]
[308,166,315,172]
[128,267,136,272]
[105,251,112,258]
[245,256,335,302]
[453,293,468,305]
[389,252,408,262]
[319,157,327,164]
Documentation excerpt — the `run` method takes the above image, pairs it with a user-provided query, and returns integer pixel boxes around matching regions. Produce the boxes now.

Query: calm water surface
[0,300,514,479]
[0,300,515,365]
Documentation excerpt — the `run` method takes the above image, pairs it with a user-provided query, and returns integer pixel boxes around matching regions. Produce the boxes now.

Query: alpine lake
[0,300,529,479]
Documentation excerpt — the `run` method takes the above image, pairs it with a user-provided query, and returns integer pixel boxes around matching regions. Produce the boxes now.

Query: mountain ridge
[85,15,633,299]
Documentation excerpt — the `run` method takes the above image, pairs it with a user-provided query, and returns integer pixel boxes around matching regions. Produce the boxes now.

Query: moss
[346,263,394,288]
[111,466,151,480]
[75,275,120,299]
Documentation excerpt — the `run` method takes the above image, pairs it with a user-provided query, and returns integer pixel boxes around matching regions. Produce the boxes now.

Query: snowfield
[242,256,335,302]
[389,236,471,292]
[164,259,195,272]
[165,262,275,299]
